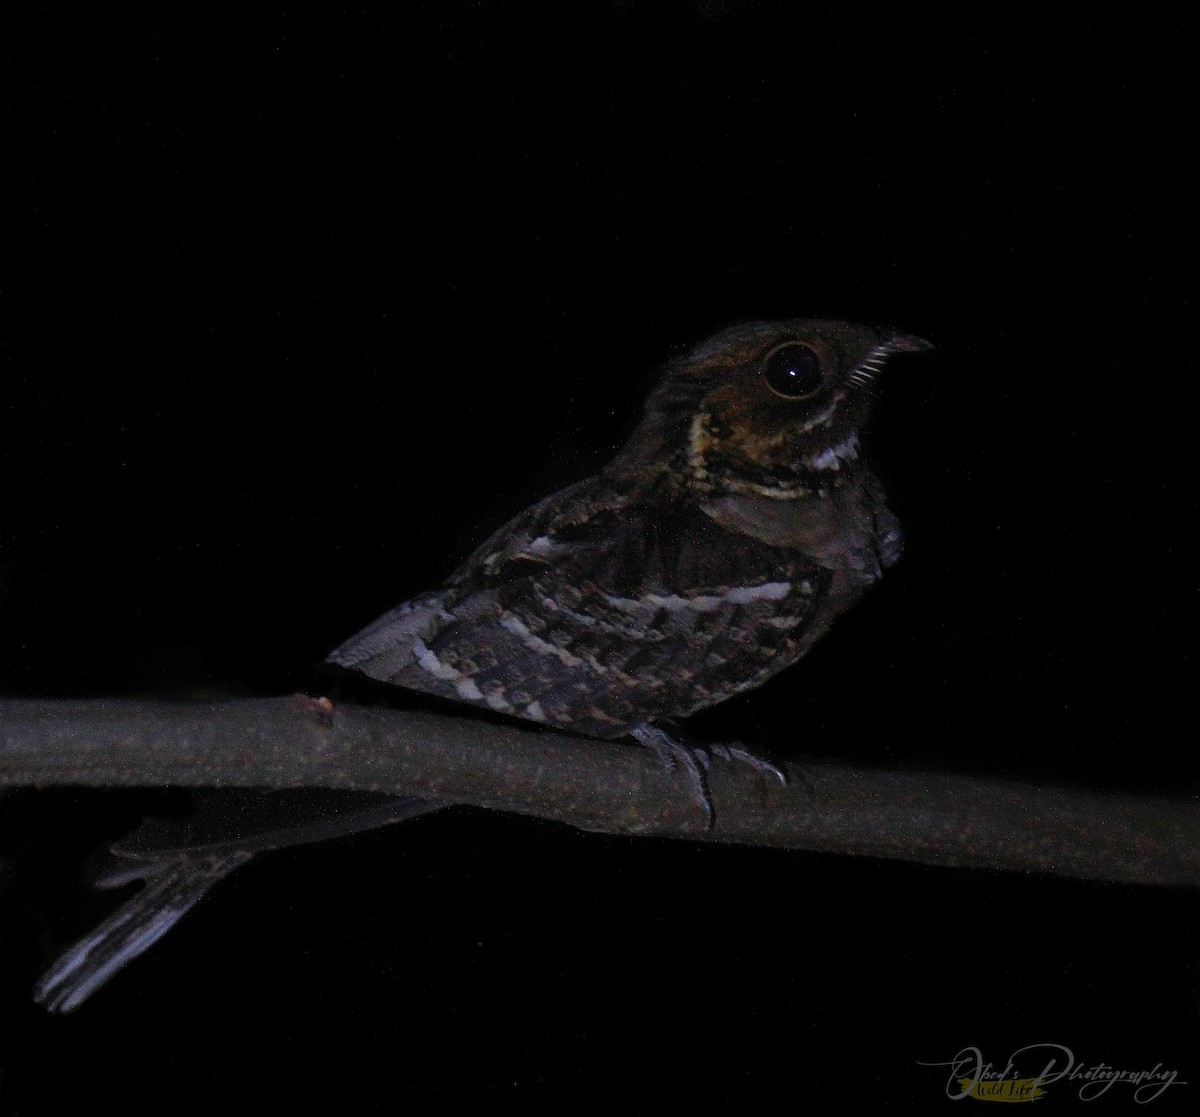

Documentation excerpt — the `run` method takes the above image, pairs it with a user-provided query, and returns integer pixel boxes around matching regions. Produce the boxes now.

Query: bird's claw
[630,725,789,829]
[709,743,789,786]
[630,724,715,828]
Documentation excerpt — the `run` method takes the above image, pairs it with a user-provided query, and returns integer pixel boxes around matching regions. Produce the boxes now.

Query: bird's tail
[34,852,252,1013]
[34,794,442,1012]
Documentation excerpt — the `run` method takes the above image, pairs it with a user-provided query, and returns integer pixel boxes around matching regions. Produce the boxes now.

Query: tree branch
[1,695,1195,887]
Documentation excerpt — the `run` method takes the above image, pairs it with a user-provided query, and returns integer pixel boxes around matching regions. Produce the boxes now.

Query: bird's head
[608,319,931,498]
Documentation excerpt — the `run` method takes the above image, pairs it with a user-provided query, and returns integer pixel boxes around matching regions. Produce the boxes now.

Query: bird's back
[328,480,857,737]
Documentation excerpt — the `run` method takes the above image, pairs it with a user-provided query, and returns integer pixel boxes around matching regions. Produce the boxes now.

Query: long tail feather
[34,852,252,1013]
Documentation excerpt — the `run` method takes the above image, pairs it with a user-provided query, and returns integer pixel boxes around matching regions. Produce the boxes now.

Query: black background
[1,3,1195,1112]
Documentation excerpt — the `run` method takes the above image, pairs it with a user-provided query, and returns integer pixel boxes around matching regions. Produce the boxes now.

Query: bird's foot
[629,723,716,829]
[706,743,789,787]
[629,725,793,829]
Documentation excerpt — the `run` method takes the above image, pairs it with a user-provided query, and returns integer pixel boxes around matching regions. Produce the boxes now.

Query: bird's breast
[697,479,889,578]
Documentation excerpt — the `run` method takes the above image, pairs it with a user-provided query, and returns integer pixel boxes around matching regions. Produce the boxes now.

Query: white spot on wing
[525,535,564,559]
[609,581,793,615]
[412,635,492,706]
[724,581,791,604]
[499,611,584,668]
[413,636,464,682]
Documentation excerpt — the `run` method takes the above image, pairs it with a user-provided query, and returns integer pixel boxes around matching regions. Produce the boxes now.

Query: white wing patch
[412,635,491,703]
[498,612,585,668]
[605,581,793,615]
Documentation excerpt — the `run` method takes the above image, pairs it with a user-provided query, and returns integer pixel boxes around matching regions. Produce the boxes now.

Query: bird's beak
[884,333,935,353]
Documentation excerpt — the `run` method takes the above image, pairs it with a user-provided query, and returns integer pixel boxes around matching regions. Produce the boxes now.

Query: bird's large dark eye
[763,343,823,398]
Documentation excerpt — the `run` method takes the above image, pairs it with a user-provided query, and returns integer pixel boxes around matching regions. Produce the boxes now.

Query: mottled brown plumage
[33,318,929,1013]
[328,319,929,737]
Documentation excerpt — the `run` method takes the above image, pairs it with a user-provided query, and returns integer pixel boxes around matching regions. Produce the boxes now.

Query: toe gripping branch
[629,723,787,829]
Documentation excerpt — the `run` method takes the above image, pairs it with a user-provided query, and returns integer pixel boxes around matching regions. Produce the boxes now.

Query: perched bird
[34,317,927,1011]
[328,318,927,792]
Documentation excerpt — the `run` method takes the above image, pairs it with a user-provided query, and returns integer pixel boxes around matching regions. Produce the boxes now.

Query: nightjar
[33,317,927,1013]
[328,318,928,754]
